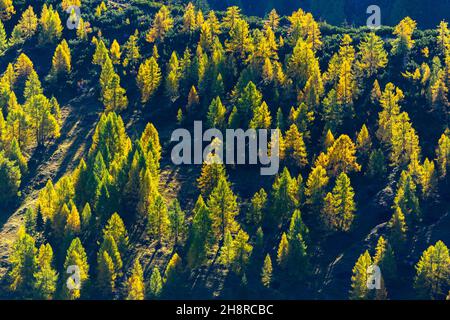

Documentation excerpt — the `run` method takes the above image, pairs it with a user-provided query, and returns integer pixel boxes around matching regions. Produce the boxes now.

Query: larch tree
[50,40,71,80]
[246,188,267,227]
[123,30,141,70]
[147,194,171,244]
[436,130,450,177]
[249,101,272,129]
[373,236,397,283]
[110,39,121,65]
[284,123,308,167]
[0,20,7,54]
[207,177,239,241]
[8,226,37,297]
[261,254,273,288]
[146,5,173,43]
[277,232,289,269]
[268,167,299,225]
[391,17,417,57]
[34,243,57,299]
[358,32,388,77]
[350,250,372,300]
[414,241,450,299]
[10,6,37,44]
[394,171,421,223]
[62,238,89,300]
[325,134,361,177]
[323,172,356,232]
[225,18,253,60]
[168,199,186,246]
[305,165,329,213]
[187,195,213,268]
[126,259,145,300]
[149,267,163,298]
[137,57,161,103]
[230,229,253,275]
[0,0,15,21]
[264,9,279,31]
[388,207,408,250]
[23,94,60,146]
[96,250,116,298]
[103,212,129,255]
[221,6,241,30]
[103,73,128,113]
[39,4,63,45]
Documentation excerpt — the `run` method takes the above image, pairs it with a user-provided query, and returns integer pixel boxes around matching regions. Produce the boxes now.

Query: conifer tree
[373,236,397,283]
[99,234,122,275]
[261,254,273,288]
[62,238,89,300]
[356,124,372,157]
[207,177,239,240]
[394,171,421,222]
[247,188,267,226]
[103,73,128,113]
[149,267,163,298]
[39,4,63,45]
[182,2,197,33]
[249,101,272,129]
[391,17,417,57]
[50,40,71,80]
[146,5,173,43]
[137,57,161,103]
[187,196,213,268]
[268,167,299,225]
[230,229,253,275]
[147,194,170,244]
[225,18,253,60]
[284,124,308,167]
[168,199,185,246]
[0,0,14,21]
[34,243,57,299]
[414,241,450,299]
[122,30,141,70]
[388,207,408,250]
[65,204,81,237]
[323,172,356,232]
[264,9,279,31]
[164,253,183,295]
[23,70,42,101]
[436,131,450,177]
[103,212,129,254]
[277,232,289,269]
[97,250,116,298]
[350,250,372,300]
[8,226,37,296]
[325,134,361,177]
[221,6,241,30]
[126,259,145,300]
[0,150,21,207]
[358,33,388,77]
[206,96,226,129]
[12,6,38,44]
[110,40,121,65]
[305,165,329,212]
[0,20,8,57]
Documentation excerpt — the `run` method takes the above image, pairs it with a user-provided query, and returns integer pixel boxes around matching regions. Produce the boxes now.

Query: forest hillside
[0,0,449,300]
